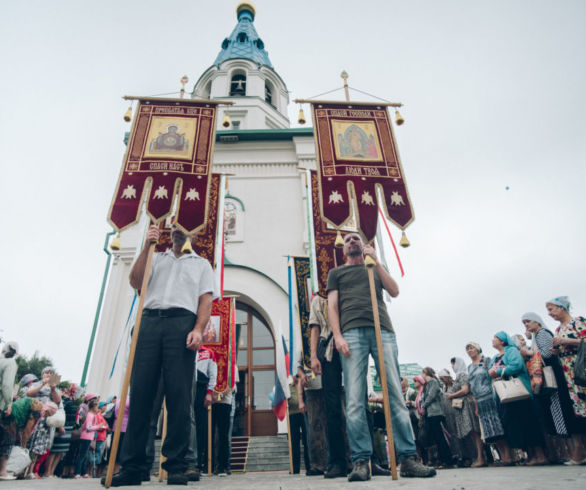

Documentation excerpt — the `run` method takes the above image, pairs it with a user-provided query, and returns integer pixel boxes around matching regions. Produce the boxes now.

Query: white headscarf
[452,357,467,376]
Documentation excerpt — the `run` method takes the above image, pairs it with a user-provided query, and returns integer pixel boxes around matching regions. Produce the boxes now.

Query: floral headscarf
[452,357,467,376]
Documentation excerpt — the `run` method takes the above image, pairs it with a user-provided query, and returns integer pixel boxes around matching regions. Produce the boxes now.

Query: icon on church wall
[332,120,382,162]
[144,116,198,159]
[224,198,244,242]
[203,315,221,344]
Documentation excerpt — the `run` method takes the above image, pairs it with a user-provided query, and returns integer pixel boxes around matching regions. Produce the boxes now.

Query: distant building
[400,363,424,384]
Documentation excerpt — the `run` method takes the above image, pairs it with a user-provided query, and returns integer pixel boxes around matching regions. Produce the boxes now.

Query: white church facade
[87,2,316,436]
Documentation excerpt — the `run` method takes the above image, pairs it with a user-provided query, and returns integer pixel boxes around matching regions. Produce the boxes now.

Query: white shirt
[143,250,217,315]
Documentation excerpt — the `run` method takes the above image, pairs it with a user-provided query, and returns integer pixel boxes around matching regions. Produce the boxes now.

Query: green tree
[16,351,54,382]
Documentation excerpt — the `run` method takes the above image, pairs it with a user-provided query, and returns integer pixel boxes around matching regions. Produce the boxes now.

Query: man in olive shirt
[327,232,435,481]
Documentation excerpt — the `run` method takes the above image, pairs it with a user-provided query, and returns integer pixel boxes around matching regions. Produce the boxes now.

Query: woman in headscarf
[0,341,18,480]
[545,296,586,464]
[421,368,453,468]
[466,342,512,465]
[413,376,430,462]
[437,369,463,465]
[489,331,547,465]
[445,358,483,467]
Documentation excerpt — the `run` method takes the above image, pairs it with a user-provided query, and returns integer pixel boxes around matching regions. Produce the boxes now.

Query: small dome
[236,1,256,20]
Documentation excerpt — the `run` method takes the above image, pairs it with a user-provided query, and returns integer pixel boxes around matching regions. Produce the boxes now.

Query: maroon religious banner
[154,173,221,265]
[311,102,414,242]
[203,297,233,393]
[310,170,344,297]
[108,97,219,233]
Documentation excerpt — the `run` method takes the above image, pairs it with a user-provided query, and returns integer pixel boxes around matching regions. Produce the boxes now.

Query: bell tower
[192,2,290,130]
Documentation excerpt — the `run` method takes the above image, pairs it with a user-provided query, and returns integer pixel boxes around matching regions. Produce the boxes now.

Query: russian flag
[270,335,291,421]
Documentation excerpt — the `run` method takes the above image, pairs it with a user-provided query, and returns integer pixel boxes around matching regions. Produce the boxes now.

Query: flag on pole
[270,335,291,421]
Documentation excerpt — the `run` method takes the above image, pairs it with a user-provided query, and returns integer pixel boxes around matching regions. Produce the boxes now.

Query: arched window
[230,73,246,96]
[264,83,272,106]
[238,32,247,43]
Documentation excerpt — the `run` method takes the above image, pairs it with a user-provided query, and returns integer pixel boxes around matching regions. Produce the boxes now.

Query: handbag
[451,398,463,409]
[575,338,586,387]
[542,365,557,391]
[316,333,333,364]
[46,401,66,428]
[6,446,32,476]
[493,377,531,403]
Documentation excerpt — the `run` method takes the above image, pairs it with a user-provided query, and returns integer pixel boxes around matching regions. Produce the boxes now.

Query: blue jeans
[340,328,416,464]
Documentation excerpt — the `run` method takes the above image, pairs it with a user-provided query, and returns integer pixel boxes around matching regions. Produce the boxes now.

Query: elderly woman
[0,341,19,480]
[466,342,512,465]
[26,367,62,478]
[489,331,547,465]
[545,296,586,464]
[421,367,453,468]
[444,358,484,467]
[437,370,462,465]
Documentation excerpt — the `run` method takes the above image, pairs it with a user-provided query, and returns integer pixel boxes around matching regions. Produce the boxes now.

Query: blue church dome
[213,2,273,68]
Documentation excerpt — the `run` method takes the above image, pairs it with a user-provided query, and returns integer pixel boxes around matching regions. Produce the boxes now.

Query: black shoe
[305,468,324,476]
[348,461,370,482]
[324,463,346,478]
[184,467,200,482]
[100,472,142,487]
[141,471,151,482]
[400,456,436,478]
[371,463,391,476]
[167,472,188,485]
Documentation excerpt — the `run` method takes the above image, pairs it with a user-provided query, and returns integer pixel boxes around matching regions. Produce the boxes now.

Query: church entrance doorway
[233,301,277,436]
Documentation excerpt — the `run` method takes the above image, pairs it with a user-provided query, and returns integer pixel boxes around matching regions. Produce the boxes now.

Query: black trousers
[321,350,348,469]
[195,382,209,470]
[120,311,196,475]
[426,416,452,465]
[289,413,311,474]
[212,403,231,471]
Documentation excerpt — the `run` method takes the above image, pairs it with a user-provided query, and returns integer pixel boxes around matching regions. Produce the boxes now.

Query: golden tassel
[222,114,231,128]
[297,107,306,125]
[399,231,410,248]
[334,230,344,248]
[181,237,193,254]
[395,110,404,126]
[110,233,121,251]
[123,106,132,122]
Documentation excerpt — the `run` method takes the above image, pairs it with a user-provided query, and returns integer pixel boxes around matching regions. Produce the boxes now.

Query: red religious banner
[108,97,219,233]
[310,170,344,297]
[311,102,414,242]
[203,297,234,393]
[154,173,221,265]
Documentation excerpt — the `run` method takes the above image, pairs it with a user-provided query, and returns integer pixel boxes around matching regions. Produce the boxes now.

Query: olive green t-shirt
[326,264,394,333]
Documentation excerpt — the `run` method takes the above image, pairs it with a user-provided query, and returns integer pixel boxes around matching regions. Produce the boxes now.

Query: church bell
[222,113,231,128]
[399,231,410,248]
[297,107,306,125]
[395,110,404,126]
[123,106,132,122]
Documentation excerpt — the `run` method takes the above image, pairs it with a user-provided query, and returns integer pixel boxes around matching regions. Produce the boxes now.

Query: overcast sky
[1,0,585,383]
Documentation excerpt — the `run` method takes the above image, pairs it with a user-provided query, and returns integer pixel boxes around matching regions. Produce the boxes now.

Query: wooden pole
[158,401,168,482]
[365,259,398,480]
[207,405,212,476]
[286,403,294,474]
[104,237,158,488]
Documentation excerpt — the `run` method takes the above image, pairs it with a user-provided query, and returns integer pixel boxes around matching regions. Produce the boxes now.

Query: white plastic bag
[6,446,32,476]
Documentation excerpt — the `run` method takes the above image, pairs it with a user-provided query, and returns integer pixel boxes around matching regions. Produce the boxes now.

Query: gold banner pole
[365,257,398,480]
[208,405,212,476]
[158,400,168,481]
[104,230,159,488]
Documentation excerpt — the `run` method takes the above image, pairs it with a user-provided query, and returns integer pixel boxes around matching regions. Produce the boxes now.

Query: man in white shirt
[105,224,215,487]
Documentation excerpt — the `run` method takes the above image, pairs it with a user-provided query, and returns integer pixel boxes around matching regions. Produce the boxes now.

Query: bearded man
[104,224,216,487]
[327,232,435,481]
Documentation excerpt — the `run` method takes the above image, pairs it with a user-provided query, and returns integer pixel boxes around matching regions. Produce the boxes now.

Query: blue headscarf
[521,312,545,327]
[495,331,518,350]
[547,296,571,311]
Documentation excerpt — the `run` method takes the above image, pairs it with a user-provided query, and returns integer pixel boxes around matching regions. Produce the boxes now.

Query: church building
[87,2,316,437]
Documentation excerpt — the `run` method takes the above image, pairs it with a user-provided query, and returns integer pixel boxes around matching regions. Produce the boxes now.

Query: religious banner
[203,297,234,393]
[154,173,221,265]
[108,97,220,233]
[293,257,312,370]
[310,170,345,297]
[311,102,414,242]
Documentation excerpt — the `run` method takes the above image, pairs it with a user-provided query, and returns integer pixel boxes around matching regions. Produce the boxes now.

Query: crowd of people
[1,227,585,485]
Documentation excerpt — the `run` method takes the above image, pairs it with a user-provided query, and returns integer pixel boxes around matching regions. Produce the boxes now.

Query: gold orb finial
[236,1,256,19]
